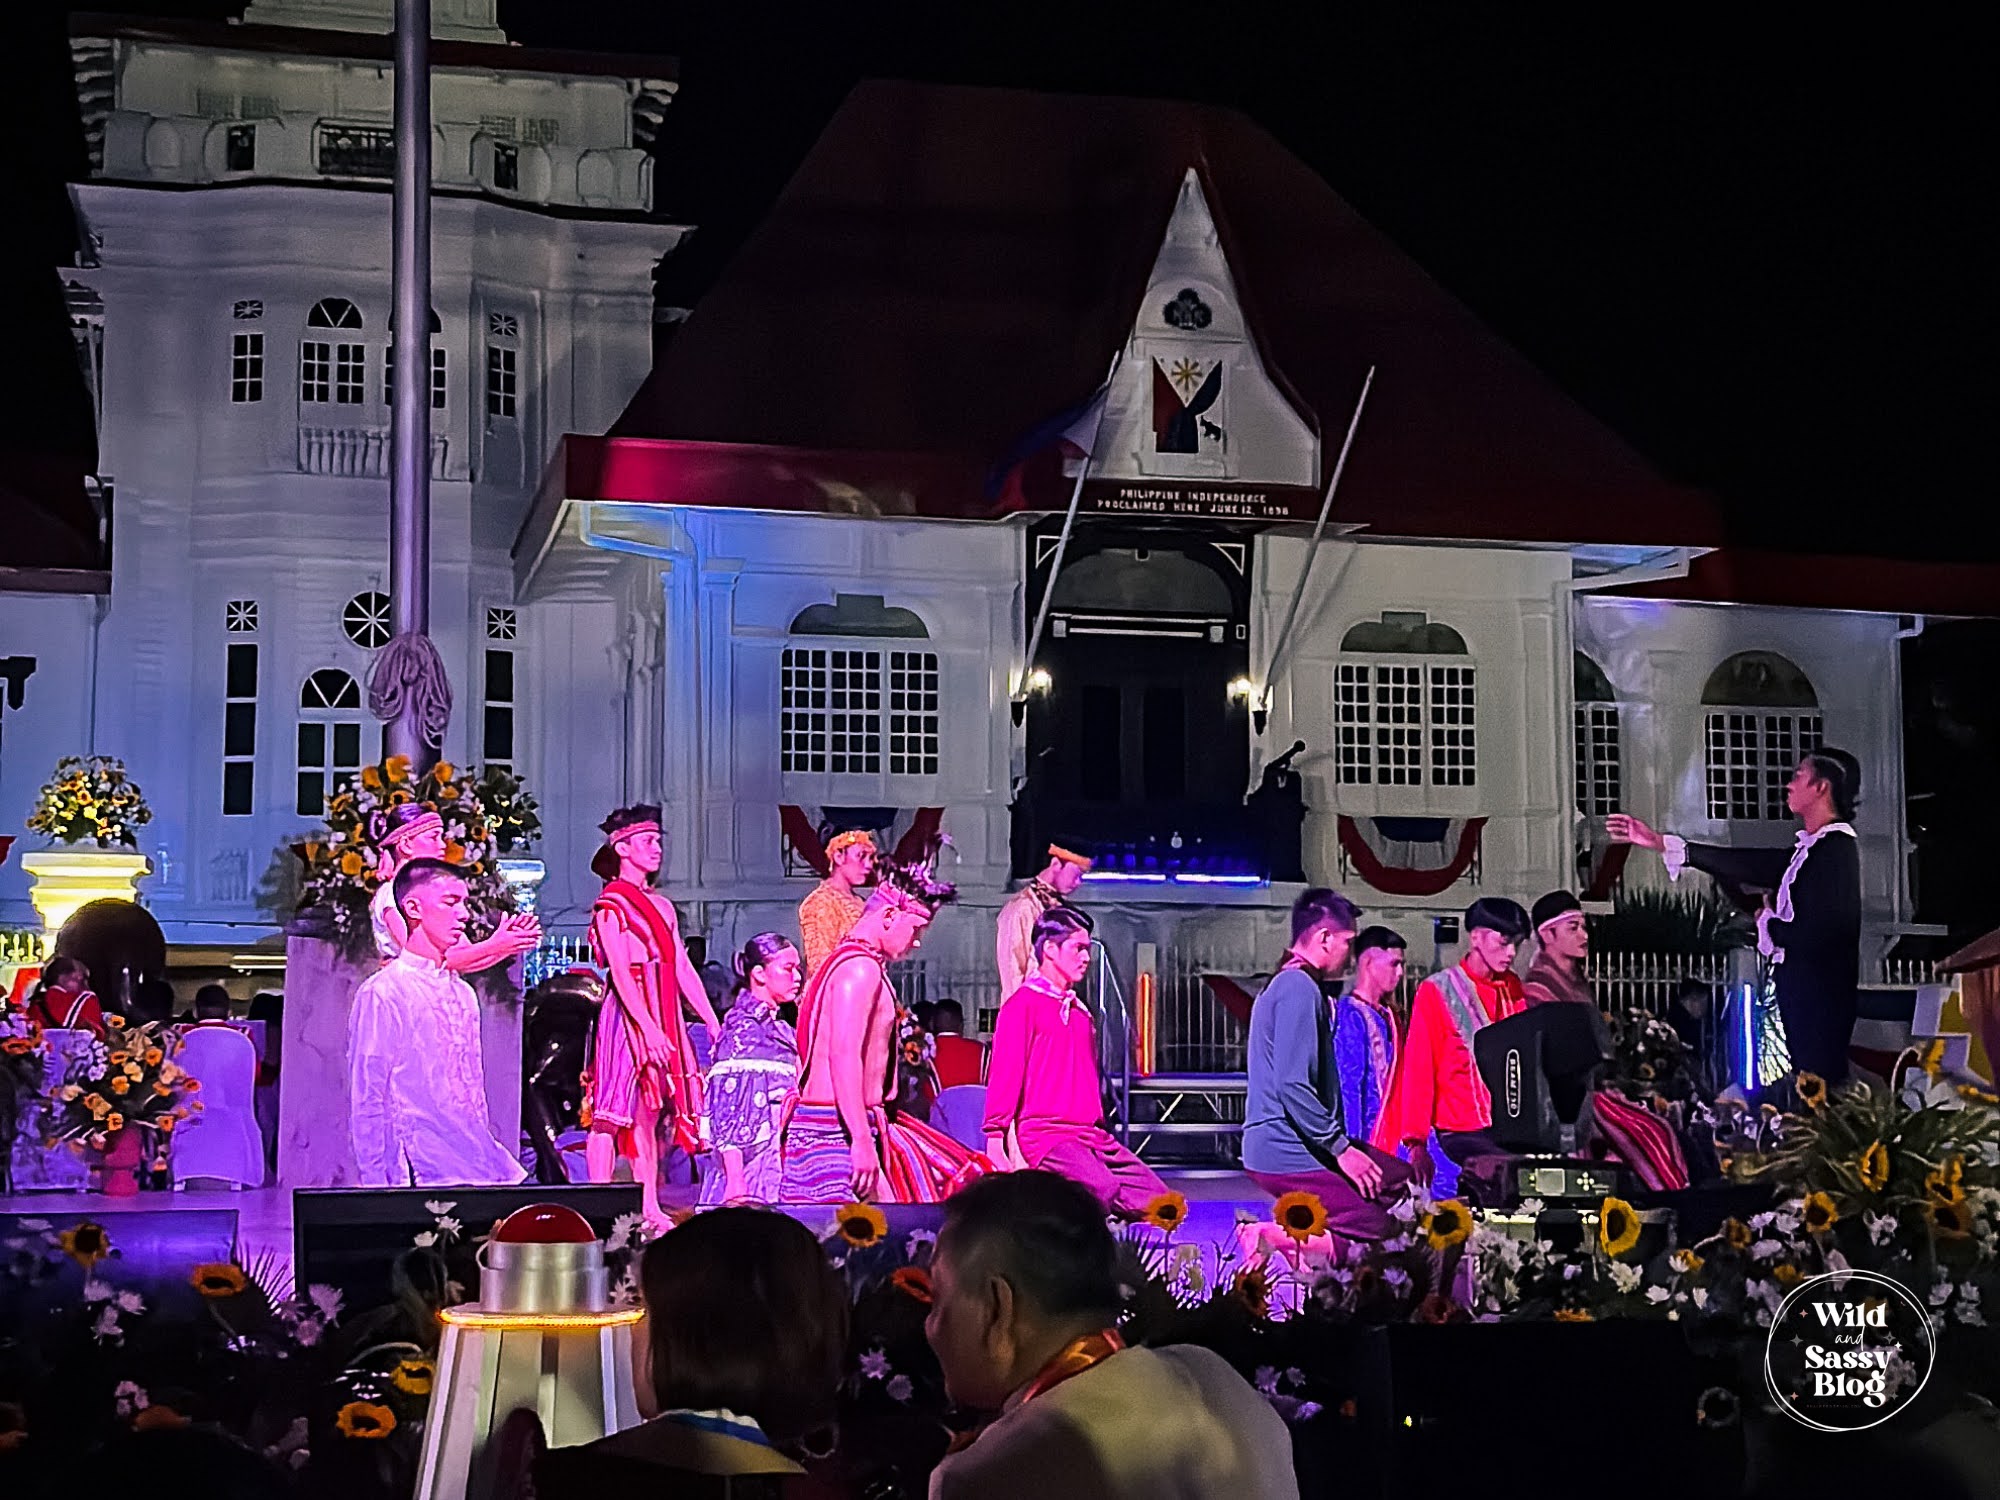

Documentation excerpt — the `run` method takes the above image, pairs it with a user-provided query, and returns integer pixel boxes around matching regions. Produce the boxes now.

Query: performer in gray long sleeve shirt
[1242,888,1414,1241]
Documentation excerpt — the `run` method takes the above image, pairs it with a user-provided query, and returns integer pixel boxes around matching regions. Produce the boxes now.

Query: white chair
[931,1084,988,1152]
[170,1026,265,1189]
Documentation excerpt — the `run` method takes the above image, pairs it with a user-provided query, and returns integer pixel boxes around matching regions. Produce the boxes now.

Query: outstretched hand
[1336,1144,1384,1197]
[1604,814,1664,851]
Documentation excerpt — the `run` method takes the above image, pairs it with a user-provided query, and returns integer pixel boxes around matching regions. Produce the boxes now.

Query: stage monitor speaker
[294,1184,642,1308]
[1475,1004,1610,1152]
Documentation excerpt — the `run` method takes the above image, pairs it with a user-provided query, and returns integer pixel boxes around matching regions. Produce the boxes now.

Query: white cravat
[1662,824,1855,964]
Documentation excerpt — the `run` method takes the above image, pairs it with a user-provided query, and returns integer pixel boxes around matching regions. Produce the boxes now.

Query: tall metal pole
[387,0,432,765]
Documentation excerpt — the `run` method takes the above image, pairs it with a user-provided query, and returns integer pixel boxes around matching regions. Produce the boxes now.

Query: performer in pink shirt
[982,905,1166,1218]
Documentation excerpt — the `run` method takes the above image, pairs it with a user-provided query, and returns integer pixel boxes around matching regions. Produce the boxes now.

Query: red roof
[590,80,1722,549]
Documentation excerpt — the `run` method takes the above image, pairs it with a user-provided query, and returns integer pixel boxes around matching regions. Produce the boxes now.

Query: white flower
[1667,1309,1680,1321]
[413,1230,438,1248]
[886,1374,914,1403]
[437,1216,463,1237]
[1928,1280,1953,1308]
[1772,1211,1802,1237]
[1864,1210,1897,1247]
[1821,1250,1851,1274]
[1284,1367,1305,1388]
[1749,1211,1776,1231]
[116,1290,145,1315]
[308,1284,344,1324]
[1388,1197,1419,1223]
[113,1380,149,1417]
[1519,1199,1545,1217]
[905,1228,938,1257]
[1961,1305,1987,1327]
[92,1307,123,1343]
[604,1212,646,1253]
[1381,1234,1413,1254]
[1563,1263,1581,1281]
[17,1219,51,1233]
[1750,1239,1784,1262]
[82,1277,115,1303]
[1645,1285,1671,1304]
[1609,1262,1643,1294]
[294,1317,323,1347]
[859,1348,891,1381]
[1383,1267,1411,1290]
[1958,1284,1981,1308]
[1254,1365,1280,1396]
[1693,1287,1710,1309]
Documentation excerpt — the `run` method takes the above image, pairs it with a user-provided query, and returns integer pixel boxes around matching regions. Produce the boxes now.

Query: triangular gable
[1084,169,1317,490]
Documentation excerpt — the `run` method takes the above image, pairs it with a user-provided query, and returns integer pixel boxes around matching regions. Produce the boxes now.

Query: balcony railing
[297,427,449,479]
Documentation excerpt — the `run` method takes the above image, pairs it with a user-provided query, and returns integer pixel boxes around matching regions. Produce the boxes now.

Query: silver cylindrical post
[387,0,433,763]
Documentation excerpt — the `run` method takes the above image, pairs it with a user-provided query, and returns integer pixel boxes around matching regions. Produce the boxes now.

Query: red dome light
[493,1203,596,1244]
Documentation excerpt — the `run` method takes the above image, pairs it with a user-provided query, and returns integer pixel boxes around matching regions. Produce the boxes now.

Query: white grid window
[297,668,364,816]
[887,650,941,775]
[1705,711,1824,821]
[1429,664,1477,787]
[384,347,447,409]
[300,340,331,402]
[223,621,258,816]
[334,344,366,403]
[1575,702,1623,816]
[231,332,264,402]
[486,345,517,417]
[1335,659,1478,787]
[781,647,891,775]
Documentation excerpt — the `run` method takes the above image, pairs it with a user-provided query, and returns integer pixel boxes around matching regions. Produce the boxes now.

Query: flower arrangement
[475,765,542,854]
[24,755,153,849]
[0,1011,49,1191]
[44,1013,199,1165]
[294,755,521,961]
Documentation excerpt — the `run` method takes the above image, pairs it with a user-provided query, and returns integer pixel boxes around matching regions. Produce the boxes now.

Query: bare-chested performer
[584,804,722,1223]
[778,857,991,1203]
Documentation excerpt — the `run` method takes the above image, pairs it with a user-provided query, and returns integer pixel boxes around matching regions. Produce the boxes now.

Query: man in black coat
[1610,748,1863,1085]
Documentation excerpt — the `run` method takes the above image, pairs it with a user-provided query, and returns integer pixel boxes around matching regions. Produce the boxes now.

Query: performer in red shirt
[930,999,986,1090]
[1374,897,1530,1196]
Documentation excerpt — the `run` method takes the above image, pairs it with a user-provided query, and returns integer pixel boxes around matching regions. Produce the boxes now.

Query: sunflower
[444,842,467,864]
[385,754,412,783]
[1231,1265,1271,1319]
[360,766,383,791]
[1795,1072,1828,1111]
[890,1266,934,1304]
[1423,1198,1474,1251]
[836,1203,888,1248]
[1926,1154,1965,1201]
[1929,1199,1973,1240]
[190,1262,248,1298]
[110,1076,129,1095]
[1554,1307,1594,1322]
[1773,1263,1805,1287]
[1272,1191,1328,1243]
[1671,1248,1705,1276]
[1722,1217,1753,1251]
[391,1358,435,1395]
[432,761,456,783]
[1141,1191,1190,1234]
[0,1038,33,1057]
[339,851,366,878]
[58,1222,111,1267]
[335,1401,397,1440]
[1598,1197,1641,1258]
[1858,1141,1891,1193]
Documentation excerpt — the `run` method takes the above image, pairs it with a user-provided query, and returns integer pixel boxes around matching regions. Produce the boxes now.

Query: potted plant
[44,1011,200,1196]
[19,756,154,936]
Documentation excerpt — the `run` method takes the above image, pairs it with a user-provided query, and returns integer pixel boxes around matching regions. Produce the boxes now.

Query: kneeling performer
[779,857,990,1203]
[983,904,1166,1217]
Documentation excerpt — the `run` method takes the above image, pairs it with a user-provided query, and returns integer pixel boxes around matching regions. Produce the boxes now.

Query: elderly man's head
[925,1172,1122,1411]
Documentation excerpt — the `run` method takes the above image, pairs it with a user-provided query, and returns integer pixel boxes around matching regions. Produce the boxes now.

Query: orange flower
[335,1401,397,1440]
[1554,1307,1594,1322]
[360,766,383,791]
[1772,1264,1802,1286]
[143,1047,163,1066]
[105,1112,125,1132]
[110,1076,129,1095]
[132,1406,188,1432]
[190,1262,248,1298]
[1,1038,35,1056]
[1273,1191,1329,1243]
[58,1222,111,1267]
[339,851,366,878]
[836,1203,888,1248]
[432,761,456,782]
[1232,1265,1272,1318]
[384,754,412,784]
[890,1266,934,1304]
[444,842,466,864]
[1141,1191,1190,1234]
[1423,1198,1475,1250]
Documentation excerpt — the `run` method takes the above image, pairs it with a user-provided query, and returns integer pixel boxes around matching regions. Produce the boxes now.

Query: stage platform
[0,1169,1268,1297]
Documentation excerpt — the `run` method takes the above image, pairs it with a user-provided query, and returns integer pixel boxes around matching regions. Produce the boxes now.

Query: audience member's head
[133,976,177,1025]
[193,984,231,1022]
[911,1000,939,1033]
[1464,896,1531,976]
[1288,887,1362,974]
[933,998,966,1036]
[927,1171,1122,1411]
[635,1207,848,1448]
[41,956,89,994]
[685,936,708,969]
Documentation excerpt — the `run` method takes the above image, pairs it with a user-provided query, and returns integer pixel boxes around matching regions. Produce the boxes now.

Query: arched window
[302,298,365,405]
[383,307,446,410]
[297,668,364,816]
[1334,611,1476,788]
[1700,651,1823,821]
[1574,653,1621,817]
[780,594,938,777]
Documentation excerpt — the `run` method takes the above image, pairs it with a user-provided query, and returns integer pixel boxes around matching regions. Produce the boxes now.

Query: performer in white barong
[349,857,528,1186]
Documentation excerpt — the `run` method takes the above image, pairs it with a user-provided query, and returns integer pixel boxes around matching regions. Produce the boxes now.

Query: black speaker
[293,1183,642,1308]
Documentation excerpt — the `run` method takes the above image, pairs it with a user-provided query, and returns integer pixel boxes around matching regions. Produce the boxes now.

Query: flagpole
[1254,365,1374,735]
[1013,350,1122,726]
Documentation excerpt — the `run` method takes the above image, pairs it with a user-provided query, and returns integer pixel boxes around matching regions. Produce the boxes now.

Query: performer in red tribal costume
[585,804,721,1224]
[1373,897,1530,1197]
[779,855,990,1203]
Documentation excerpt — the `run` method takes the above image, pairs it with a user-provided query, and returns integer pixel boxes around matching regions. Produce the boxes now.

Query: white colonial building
[0,0,679,955]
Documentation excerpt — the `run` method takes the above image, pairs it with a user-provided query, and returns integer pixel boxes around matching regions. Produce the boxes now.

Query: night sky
[9,3,1992,559]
